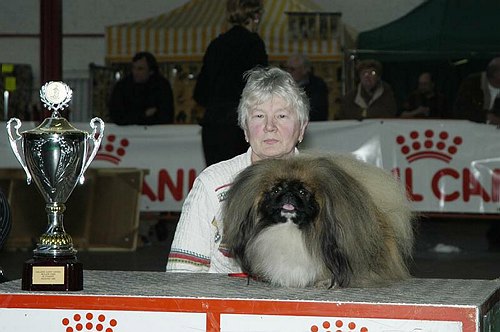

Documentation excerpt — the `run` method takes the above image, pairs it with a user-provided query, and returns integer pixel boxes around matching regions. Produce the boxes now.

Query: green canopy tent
[349,0,500,116]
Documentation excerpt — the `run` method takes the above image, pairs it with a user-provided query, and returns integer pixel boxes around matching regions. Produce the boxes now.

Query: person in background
[166,67,309,273]
[400,72,448,118]
[453,57,500,251]
[336,59,397,120]
[0,187,11,283]
[453,57,500,125]
[193,0,268,167]
[286,53,329,121]
[108,51,174,125]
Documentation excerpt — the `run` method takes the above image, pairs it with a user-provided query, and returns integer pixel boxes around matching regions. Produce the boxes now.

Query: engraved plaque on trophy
[6,81,105,291]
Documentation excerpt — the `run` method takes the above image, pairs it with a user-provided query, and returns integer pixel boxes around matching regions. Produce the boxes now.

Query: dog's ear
[230,207,258,273]
[313,156,390,287]
[317,200,352,288]
[222,166,263,268]
[311,157,381,287]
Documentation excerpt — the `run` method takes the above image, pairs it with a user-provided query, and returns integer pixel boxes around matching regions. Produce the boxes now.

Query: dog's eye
[272,186,282,194]
[299,189,308,196]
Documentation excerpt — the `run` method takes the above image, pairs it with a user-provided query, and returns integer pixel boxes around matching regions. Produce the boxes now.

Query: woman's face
[245,96,307,163]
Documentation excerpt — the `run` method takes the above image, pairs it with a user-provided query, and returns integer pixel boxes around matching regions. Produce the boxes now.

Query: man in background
[400,72,448,118]
[453,57,500,125]
[109,51,174,125]
[453,57,500,251]
[286,53,329,121]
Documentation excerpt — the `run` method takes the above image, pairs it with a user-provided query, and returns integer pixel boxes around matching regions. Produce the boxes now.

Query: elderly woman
[167,67,309,273]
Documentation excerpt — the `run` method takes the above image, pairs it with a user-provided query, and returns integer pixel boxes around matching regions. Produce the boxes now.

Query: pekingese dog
[222,154,414,288]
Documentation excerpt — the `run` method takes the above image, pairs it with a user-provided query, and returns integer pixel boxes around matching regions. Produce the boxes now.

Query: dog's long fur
[222,154,414,288]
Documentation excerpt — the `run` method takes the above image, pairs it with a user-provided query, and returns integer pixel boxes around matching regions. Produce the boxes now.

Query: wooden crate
[0,168,144,251]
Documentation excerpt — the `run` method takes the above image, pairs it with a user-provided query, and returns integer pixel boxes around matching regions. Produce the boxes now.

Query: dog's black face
[258,179,319,229]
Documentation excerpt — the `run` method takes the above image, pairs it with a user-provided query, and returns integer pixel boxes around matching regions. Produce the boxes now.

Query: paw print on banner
[396,129,463,163]
[61,312,118,332]
[310,319,368,332]
[95,134,130,165]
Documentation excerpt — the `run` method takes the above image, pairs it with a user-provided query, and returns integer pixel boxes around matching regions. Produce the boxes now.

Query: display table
[0,270,499,331]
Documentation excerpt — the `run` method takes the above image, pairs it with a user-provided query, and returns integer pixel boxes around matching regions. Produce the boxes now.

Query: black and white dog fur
[222,154,414,288]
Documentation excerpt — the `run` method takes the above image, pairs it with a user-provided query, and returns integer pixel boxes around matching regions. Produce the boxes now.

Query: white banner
[0,308,206,331]
[2,119,500,214]
[0,308,464,331]
[221,314,462,332]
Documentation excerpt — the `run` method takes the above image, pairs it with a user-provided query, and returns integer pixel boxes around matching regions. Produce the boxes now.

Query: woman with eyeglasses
[336,59,397,120]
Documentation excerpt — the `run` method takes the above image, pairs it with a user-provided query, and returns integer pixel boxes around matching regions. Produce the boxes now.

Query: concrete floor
[1,215,500,283]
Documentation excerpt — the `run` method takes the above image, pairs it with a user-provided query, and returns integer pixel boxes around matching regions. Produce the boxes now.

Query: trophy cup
[6,81,104,291]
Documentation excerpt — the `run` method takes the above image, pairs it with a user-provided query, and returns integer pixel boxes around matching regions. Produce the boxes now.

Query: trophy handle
[79,117,105,184]
[6,118,32,184]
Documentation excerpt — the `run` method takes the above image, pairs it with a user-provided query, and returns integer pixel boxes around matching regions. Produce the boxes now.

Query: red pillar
[40,0,62,117]
[40,0,62,83]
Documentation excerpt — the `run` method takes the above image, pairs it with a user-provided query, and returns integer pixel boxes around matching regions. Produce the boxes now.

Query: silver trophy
[6,81,104,291]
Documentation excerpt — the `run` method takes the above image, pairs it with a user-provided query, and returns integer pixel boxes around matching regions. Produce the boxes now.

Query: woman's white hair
[237,66,309,131]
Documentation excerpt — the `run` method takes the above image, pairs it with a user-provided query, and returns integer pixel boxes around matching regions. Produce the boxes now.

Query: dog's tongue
[282,203,295,211]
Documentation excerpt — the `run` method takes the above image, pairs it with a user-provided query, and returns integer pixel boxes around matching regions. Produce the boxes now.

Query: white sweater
[166,148,252,273]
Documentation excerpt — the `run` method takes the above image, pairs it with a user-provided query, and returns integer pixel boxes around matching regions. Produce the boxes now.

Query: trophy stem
[34,202,76,257]
[23,201,83,291]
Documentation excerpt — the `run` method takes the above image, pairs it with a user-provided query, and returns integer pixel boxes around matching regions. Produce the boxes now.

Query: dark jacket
[402,90,448,118]
[453,72,493,123]
[337,81,397,120]
[109,74,174,125]
[194,25,268,126]
[301,73,329,121]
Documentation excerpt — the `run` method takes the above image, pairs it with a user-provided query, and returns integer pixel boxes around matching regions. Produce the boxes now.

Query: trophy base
[22,255,83,291]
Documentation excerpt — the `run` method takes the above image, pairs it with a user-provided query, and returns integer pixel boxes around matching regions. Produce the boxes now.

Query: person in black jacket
[400,72,448,119]
[194,0,268,166]
[286,53,329,121]
[453,57,500,125]
[108,51,174,125]
[0,188,11,283]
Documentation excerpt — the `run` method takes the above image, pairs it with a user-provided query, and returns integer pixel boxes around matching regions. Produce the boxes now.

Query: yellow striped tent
[105,0,347,63]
